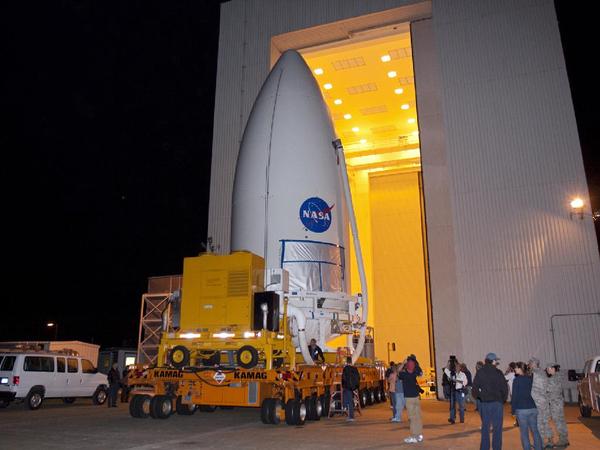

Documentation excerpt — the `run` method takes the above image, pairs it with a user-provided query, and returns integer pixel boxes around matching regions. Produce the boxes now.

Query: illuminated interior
[300,29,432,369]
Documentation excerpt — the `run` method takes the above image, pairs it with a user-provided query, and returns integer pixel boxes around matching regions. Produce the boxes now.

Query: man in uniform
[545,363,569,448]
[529,357,552,448]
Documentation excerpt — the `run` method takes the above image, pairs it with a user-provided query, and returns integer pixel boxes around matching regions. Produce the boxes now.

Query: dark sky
[2,1,598,348]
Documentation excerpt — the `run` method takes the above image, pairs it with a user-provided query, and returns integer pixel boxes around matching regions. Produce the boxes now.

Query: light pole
[47,322,58,340]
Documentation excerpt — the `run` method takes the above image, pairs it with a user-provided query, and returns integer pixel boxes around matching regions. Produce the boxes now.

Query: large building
[207,0,600,398]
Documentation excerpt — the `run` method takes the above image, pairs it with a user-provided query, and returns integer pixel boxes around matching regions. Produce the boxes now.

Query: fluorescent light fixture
[323,83,333,90]
[359,139,367,144]
[351,127,360,132]
[243,331,256,338]
[408,118,416,124]
[394,88,404,95]
[212,332,235,339]
[411,130,419,136]
[333,99,342,105]
[380,55,391,62]
[387,71,397,78]
[343,113,352,120]
[314,68,324,75]
[179,332,201,339]
[401,104,410,110]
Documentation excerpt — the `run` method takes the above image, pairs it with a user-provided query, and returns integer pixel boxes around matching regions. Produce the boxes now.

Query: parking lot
[0,398,598,449]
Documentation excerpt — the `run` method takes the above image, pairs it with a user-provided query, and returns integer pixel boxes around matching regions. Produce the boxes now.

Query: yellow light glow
[334,99,342,105]
[314,68,324,75]
[323,83,333,90]
[387,71,397,78]
[212,332,235,339]
[360,139,367,144]
[47,322,55,327]
[408,118,416,124]
[346,148,421,167]
[411,131,419,136]
[351,127,360,132]
[380,55,391,62]
[243,331,256,338]
[401,104,410,110]
[180,332,201,339]
[570,198,584,209]
[394,88,404,95]
[343,113,352,120]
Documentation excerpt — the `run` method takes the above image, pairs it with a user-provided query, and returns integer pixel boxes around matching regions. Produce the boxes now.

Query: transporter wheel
[359,390,367,408]
[579,394,592,418]
[236,345,259,369]
[319,394,328,417]
[150,395,173,419]
[176,396,197,415]
[310,395,322,421]
[368,388,376,405]
[285,399,306,426]
[261,398,276,424]
[169,345,190,369]
[129,394,151,418]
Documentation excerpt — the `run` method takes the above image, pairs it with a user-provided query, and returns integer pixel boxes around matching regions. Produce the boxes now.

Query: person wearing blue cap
[472,353,509,450]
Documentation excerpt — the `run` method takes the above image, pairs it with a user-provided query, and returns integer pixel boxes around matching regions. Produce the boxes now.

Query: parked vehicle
[0,352,108,410]
[569,355,600,417]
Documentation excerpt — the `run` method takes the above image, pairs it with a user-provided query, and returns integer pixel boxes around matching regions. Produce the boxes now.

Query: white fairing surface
[231,50,349,293]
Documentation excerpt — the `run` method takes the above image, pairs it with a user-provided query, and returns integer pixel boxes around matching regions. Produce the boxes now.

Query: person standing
[545,363,569,448]
[462,363,474,405]
[472,352,508,450]
[474,360,484,412]
[511,362,543,450]
[341,356,360,422]
[398,355,424,444]
[390,365,405,422]
[386,361,396,410]
[445,358,468,424]
[107,362,120,408]
[529,357,552,448]
[308,338,325,363]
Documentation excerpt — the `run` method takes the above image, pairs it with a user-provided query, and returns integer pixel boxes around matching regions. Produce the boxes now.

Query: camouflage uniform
[546,371,569,446]
[531,368,552,444]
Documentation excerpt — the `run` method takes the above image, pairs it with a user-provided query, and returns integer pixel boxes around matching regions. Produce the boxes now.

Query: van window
[67,358,78,373]
[81,359,96,374]
[57,357,66,373]
[24,356,55,372]
[1,356,16,371]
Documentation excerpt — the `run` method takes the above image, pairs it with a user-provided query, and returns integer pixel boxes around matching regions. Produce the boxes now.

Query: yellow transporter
[128,252,385,425]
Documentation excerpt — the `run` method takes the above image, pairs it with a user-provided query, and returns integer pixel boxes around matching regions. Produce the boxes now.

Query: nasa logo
[299,197,334,233]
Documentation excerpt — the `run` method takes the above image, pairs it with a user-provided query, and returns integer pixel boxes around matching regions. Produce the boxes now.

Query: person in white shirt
[444,357,468,424]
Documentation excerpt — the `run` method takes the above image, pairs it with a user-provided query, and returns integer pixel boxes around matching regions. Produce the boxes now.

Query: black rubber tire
[169,345,190,369]
[312,396,322,421]
[198,405,218,412]
[285,399,306,425]
[368,388,375,405]
[305,397,316,420]
[261,398,275,424]
[175,396,197,415]
[359,389,367,408]
[579,394,592,418]
[236,345,259,369]
[63,397,76,404]
[270,399,283,424]
[150,395,173,419]
[319,394,328,417]
[25,388,44,410]
[92,387,107,405]
[129,394,151,418]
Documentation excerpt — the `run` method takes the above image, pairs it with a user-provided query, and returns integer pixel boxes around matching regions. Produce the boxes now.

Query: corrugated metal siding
[208,0,423,253]
[432,0,600,373]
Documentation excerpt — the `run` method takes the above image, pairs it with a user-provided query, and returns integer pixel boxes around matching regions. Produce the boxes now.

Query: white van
[0,352,108,409]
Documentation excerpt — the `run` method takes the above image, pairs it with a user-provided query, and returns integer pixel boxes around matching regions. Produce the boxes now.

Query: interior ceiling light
[343,113,352,120]
[314,68,324,75]
[387,71,397,78]
[408,118,416,124]
[324,83,333,90]
[351,127,360,132]
[401,103,410,110]
[380,54,391,62]
[412,130,419,136]
[334,99,342,105]
[394,88,404,95]
[360,139,367,144]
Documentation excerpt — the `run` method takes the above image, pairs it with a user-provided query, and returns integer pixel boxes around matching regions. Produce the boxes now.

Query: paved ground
[0,398,598,449]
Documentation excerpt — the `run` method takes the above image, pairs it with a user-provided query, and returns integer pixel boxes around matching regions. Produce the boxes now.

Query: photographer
[443,356,468,424]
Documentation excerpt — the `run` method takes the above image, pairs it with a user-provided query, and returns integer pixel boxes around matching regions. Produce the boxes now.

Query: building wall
[210,0,600,396]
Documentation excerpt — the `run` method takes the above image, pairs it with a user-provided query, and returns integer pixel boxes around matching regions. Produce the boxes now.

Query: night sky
[2,1,598,348]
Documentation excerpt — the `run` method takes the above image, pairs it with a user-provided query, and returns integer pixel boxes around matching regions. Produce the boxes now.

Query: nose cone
[231,49,348,290]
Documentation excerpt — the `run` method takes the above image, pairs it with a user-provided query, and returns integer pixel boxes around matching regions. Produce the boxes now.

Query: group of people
[441,353,569,450]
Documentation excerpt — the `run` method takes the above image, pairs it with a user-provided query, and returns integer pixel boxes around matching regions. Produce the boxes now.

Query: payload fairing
[231,50,368,363]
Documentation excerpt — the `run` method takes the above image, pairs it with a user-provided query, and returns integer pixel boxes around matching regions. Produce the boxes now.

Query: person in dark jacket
[472,352,509,450]
[341,356,360,422]
[511,362,543,450]
[308,338,324,363]
[107,363,120,408]
[397,355,424,444]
